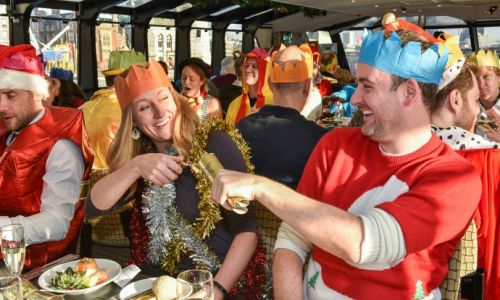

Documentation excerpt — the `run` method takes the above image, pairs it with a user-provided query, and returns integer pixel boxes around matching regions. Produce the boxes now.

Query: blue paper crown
[358,29,448,85]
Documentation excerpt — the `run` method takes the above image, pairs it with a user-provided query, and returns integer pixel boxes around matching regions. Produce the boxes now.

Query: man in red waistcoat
[0,44,93,270]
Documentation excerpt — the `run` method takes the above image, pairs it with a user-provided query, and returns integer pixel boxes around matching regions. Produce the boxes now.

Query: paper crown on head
[114,60,173,110]
[0,44,48,97]
[102,50,146,77]
[438,35,466,91]
[320,51,338,73]
[359,26,448,85]
[50,68,74,81]
[468,50,500,69]
[269,44,313,83]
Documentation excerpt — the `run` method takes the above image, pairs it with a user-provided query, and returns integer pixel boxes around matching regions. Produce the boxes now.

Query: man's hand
[487,107,500,125]
[131,153,183,185]
[211,169,261,210]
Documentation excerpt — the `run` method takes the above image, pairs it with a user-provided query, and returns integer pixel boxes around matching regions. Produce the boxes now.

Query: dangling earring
[132,127,141,140]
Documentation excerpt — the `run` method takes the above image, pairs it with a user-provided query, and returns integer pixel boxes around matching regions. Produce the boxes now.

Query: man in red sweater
[211,18,482,299]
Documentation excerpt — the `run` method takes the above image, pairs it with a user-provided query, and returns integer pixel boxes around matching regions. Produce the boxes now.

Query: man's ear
[446,89,462,114]
[402,79,419,106]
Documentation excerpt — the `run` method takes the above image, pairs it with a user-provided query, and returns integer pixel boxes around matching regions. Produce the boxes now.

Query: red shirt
[298,128,481,299]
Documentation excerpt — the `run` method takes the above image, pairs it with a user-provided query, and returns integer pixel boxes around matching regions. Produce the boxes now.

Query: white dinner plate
[38,258,122,295]
[119,277,157,299]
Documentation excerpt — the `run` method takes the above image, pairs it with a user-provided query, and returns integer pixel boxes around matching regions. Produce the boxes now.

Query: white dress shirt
[0,108,85,246]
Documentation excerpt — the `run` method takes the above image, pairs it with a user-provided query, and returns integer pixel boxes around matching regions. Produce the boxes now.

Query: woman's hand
[132,153,184,185]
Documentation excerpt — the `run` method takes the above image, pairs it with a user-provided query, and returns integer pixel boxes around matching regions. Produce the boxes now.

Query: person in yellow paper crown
[320,50,355,85]
[468,49,500,141]
[81,50,146,170]
[225,48,273,125]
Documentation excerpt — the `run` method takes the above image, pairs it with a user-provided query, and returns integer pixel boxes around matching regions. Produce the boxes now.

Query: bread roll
[152,276,177,300]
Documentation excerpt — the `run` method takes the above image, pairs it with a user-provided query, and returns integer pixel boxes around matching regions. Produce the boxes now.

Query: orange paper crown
[270,45,313,83]
[114,60,173,110]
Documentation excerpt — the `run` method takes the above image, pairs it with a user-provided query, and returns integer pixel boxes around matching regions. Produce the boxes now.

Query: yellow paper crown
[443,36,464,68]
[114,60,173,110]
[269,45,313,83]
[468,50,500,69]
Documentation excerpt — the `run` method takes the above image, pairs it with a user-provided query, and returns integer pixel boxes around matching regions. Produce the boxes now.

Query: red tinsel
[127,195,150,267]
[230,234,270,299]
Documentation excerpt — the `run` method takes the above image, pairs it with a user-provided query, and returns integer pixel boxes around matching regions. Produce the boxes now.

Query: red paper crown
[114,60,173,110]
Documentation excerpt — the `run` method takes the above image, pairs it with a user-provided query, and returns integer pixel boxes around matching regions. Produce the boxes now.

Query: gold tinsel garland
[161,117,255,273]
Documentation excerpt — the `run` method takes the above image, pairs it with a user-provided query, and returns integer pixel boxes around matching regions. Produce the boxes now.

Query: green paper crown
[102,50,146,76]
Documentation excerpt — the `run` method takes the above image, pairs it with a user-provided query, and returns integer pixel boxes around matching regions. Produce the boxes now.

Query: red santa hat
[0,44,49,97]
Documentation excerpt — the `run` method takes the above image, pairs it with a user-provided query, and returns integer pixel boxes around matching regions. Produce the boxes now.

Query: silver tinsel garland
[165,206,221,272]
[141,146,220,271]
[142,146,177,265]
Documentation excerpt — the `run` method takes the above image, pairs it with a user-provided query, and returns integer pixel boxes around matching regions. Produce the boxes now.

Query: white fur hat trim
[0,68,49,97]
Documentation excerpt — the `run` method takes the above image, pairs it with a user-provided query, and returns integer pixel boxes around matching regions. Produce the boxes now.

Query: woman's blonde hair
[107,85,199,187]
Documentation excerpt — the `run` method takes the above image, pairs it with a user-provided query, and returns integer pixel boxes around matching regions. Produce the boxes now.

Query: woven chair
[78,170,133,266]
[440,221,479,300]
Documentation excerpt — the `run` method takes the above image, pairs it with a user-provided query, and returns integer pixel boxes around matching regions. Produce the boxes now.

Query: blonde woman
[85,61,257,300]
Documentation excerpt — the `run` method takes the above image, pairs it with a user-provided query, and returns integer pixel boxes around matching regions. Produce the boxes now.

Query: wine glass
[1,224,25,276]
[0,276,22,300]
[176,269,214,300]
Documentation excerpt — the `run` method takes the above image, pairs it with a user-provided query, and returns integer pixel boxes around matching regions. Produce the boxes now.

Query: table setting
[1,223,217,300]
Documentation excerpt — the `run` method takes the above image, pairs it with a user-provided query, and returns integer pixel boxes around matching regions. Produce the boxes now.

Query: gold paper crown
[468,50,500,69]
[269,45,313,83]
[114,60,173,110]
[444,36,464,68]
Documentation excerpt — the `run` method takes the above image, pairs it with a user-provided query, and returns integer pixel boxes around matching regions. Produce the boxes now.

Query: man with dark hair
[0,44,93,269]
[212,18,481,298]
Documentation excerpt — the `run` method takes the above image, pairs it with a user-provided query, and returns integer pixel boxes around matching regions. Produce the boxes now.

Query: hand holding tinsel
[182,152,250,214]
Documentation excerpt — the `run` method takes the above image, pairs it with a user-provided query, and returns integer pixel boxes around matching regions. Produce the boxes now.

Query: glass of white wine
[1,224,25,277]
[176,269,214,300]
[0,276,22,300]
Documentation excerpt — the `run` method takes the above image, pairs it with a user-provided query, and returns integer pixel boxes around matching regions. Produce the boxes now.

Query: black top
[237,105,328,190]
[218,84,242,115]
[85,130,257,275]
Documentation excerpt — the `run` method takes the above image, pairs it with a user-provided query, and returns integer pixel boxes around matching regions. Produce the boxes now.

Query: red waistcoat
[0,107,93,269]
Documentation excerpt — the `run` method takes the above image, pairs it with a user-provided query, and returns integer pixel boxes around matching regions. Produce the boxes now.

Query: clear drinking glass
[0,276,22,300]
[1,224,25,276]
[176,269,214,300]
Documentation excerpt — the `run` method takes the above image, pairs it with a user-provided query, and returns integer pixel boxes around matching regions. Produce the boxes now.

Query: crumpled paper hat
[468,49,500,69]
[102,50,146,77]
[269,44,313,83]
[359,13,448,85]
[114,60,173,110]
